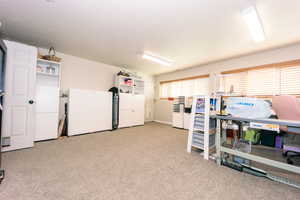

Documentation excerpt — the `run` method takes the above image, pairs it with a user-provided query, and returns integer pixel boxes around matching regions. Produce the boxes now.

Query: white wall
[154,43,300,123]
[38,48,155,122]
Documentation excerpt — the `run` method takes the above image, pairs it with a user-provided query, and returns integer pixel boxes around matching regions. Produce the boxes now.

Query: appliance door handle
[0,91,4,110]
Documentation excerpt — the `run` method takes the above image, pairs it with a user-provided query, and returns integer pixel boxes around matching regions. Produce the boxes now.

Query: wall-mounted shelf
[37,71,59,77]
[37,58,60,65]
[37,59,60,77]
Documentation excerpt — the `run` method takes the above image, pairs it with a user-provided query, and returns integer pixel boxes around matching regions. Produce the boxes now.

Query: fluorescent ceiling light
[241,6,266,42]
[142,52,173,66]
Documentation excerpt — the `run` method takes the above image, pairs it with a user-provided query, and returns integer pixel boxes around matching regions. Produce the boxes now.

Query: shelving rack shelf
[187,95,219,160]
[37,71,59,77]
[213,114,300,189]
[115,75,144,95]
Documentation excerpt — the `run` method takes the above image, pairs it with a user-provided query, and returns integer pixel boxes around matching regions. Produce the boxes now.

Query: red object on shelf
[168,97,174,101]
[124,79,133,86]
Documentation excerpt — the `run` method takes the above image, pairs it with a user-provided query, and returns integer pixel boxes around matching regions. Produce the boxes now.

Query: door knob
[28,100,35,104]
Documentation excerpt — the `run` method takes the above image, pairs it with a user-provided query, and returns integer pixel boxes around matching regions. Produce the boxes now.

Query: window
[247,67,280,95]
[221,72,247,95]
[160,75,209,98]
[221,60,300,96]
[280,66,300,95]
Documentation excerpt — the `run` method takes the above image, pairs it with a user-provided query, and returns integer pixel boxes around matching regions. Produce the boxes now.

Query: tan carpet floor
[0,122,300,200]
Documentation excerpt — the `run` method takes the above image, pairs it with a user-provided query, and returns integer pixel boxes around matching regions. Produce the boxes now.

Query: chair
[272,95,300,165]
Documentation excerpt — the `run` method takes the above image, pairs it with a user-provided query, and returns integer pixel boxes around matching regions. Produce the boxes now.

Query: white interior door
[35,113,58,141]
[2,41,37,152]
[36,86,59,113]
[35,86,59,141]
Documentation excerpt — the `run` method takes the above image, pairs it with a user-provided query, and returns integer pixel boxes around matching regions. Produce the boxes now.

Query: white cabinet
[132,94,145,126]
[119,109,132,128]
[119,93,144,128]
[172,103,184,129]
[35,59,60,141]
[184,113,191,130]
[173,111,191,130]
[172,112,184,128]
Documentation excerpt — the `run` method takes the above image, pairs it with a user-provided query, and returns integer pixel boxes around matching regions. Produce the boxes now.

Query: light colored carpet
[0,122,299,200]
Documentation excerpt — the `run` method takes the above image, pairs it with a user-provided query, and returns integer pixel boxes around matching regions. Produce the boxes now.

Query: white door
[35,86,59,141]
[2,41,37,151]
[35,113,58,141]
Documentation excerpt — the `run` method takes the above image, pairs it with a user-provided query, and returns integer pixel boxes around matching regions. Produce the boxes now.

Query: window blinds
[222,72,247,95]
[221,65,300,96]
[280,66,300,95]
[247,68,280,95]
[160,77,209,98]
[194,78,210,96]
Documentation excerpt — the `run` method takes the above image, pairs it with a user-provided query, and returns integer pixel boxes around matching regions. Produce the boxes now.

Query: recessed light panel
[142,52,173,66]
[241,6,266,42]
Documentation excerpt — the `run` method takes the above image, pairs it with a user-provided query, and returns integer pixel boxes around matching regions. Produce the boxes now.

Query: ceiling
[1,0,300,75]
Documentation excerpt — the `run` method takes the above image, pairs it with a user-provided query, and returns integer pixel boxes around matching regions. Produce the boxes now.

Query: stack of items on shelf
[194,114,216,131]
[192,131,216,150]
[193,114,204,130]
[187,95,219,160]
[115,72,144,95]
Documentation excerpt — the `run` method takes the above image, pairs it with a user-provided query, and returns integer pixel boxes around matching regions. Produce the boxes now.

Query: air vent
[2,137,11,147]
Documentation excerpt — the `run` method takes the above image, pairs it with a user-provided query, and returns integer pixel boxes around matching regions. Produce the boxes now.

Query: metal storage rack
[187,95,219,160]
[213,115,300,188]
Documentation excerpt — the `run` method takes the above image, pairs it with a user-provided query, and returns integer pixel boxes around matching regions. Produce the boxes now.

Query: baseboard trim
[154,120,172,125]
[145,120,154,123]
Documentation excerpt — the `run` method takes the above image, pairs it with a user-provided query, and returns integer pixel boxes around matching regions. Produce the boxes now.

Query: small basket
[42,47,61,62]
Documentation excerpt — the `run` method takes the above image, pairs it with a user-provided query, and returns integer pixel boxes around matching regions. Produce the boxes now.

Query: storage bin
[259,130,276,147]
